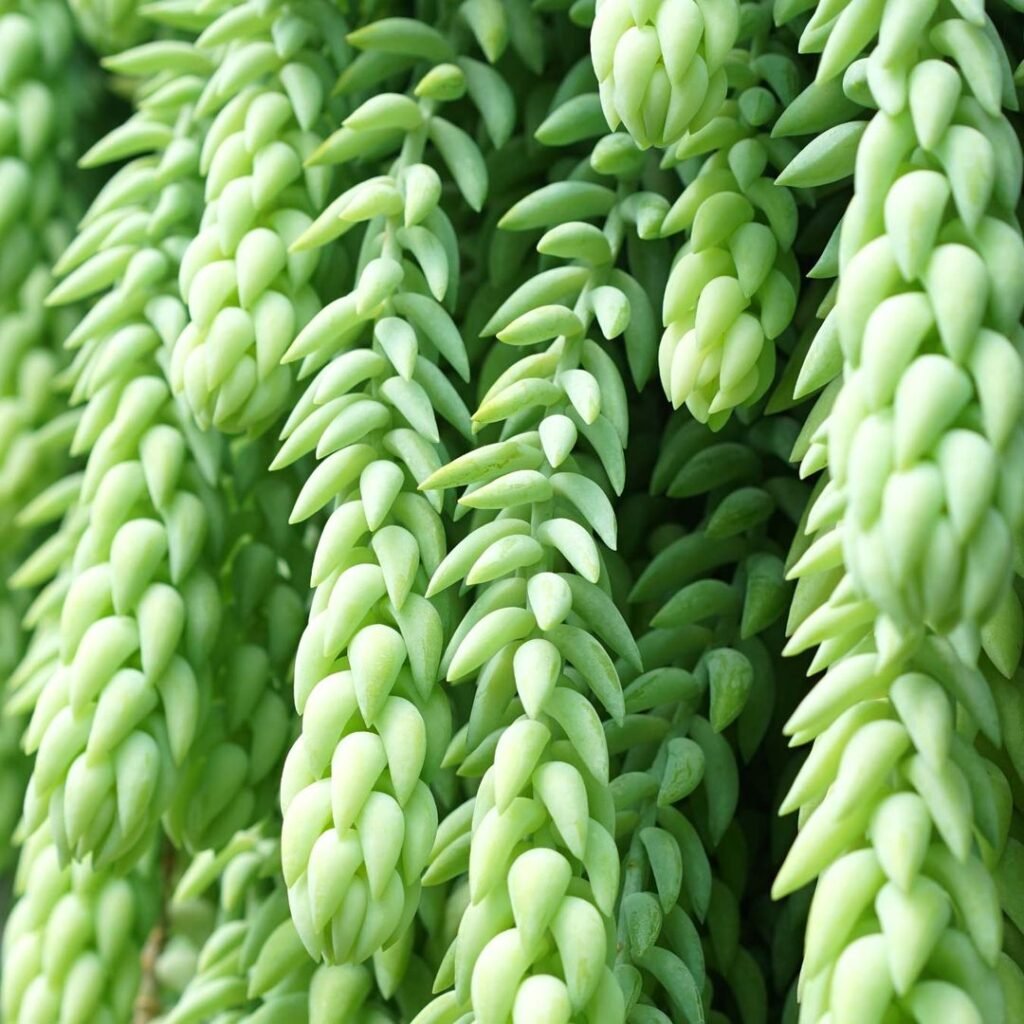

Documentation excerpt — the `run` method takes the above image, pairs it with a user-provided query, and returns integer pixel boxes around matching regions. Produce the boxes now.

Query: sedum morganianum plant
[270,10,514,975]
[163,457,309,855]
[771,2,1024,1022]
[5,0,1024,1022]
[158,828,387,1024]
[408,99,666,1019]
[2,826,151,1023]
[167,0,349,436]
[610,408,803,1024]
[14,62,225,869]
[0,0,104,876]
[590,0,740,150]
[0,0,104,582]
[656,15,803,426]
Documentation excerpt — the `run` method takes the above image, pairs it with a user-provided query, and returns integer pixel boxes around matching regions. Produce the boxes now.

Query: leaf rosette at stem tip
[657,38,805,427]
[590,0,741,150]
[157,0,354,438]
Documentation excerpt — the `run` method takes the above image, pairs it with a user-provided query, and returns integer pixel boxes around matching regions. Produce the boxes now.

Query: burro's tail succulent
[773,3,1024,1022]
[272,12,510,974]
[657,25,804,427]
[590,0,740,150]
[1,827,150,1024]
[160,829,386,1024]
[6,2,1024,1023]
[166,0,349,437]
[407,115,669,1022]
[11,11,226,871]
[611,410,801,1024]
[0,0,99,535]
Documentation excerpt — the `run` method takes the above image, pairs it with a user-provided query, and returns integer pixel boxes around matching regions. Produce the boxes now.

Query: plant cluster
[2,1,1024,1023]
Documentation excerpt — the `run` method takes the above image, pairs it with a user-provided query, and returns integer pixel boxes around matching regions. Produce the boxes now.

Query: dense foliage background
[1,1,1024,1022]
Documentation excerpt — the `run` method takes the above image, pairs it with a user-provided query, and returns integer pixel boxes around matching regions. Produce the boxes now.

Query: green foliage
[3,1,1024,1023]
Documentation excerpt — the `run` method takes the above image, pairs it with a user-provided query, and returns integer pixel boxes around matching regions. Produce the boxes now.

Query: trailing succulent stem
[774,3,1024,1023]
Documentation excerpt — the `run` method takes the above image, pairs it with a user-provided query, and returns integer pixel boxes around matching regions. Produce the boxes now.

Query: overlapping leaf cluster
[1,1,1024,1023]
